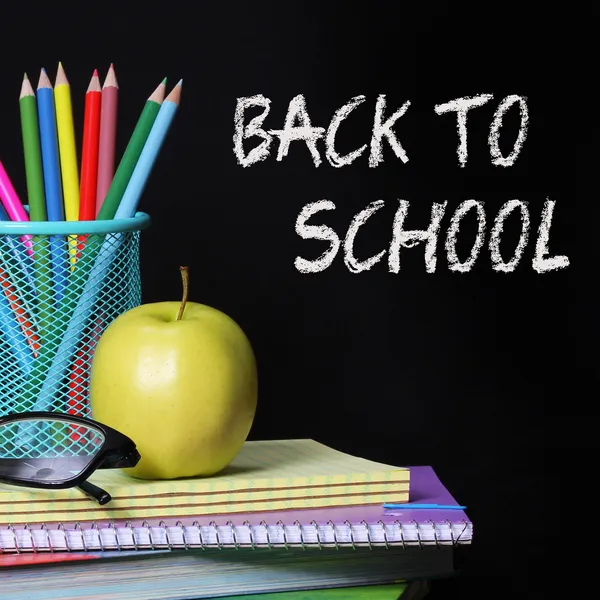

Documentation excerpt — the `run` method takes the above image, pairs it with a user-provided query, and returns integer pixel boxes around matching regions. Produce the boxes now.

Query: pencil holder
[0,211,151,419]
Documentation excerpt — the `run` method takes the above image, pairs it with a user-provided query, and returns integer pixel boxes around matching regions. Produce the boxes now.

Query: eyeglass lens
[0,418,105,485]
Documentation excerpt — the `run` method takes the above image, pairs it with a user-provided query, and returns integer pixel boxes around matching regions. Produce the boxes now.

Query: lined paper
[0,440,409,523]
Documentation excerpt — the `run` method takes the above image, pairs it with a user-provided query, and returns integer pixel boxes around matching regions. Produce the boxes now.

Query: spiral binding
[0,519,471,554]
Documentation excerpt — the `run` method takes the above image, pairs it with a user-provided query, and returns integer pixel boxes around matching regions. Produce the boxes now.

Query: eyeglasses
[0,411,140,505]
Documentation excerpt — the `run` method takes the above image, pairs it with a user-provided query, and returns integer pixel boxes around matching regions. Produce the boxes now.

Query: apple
[89,266,258,480]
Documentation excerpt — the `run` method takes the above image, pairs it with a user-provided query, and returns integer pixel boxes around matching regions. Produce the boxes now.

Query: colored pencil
[96,78,166,220]
[19,72,52,322]
[0,203,35,374]
[96,64,119,216]
[19,74,46,222]
[79,70,101,221]
[34,79,172,411]
[0,201,36,295]
[37,68,66,304]
[0,160,34,256]
[67,311,103,439]
[54,62,80,221]
[37,69,64,223]
[75,70,102,260]
[67,329,89,437]
[54,62,79,270]
[0,268,40,358]
[0,160,30,222]
[35,233,120,411]
[115,80,182,219]
[0,222,40,360]
[0,275,32,376]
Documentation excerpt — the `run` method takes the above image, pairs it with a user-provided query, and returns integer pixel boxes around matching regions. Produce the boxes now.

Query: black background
[1,3,585,598]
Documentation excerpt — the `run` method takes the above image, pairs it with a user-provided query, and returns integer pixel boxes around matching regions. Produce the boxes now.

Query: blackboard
[1,3,583,598]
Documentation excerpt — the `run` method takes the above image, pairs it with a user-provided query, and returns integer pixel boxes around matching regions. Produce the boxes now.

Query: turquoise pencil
[37,68,66,304]
[114,80,182,219]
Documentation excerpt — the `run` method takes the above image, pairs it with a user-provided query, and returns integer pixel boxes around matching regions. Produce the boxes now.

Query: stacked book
[0,440,473,599]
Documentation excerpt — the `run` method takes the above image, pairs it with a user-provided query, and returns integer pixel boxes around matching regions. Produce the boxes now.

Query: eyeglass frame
[0,411,140,505]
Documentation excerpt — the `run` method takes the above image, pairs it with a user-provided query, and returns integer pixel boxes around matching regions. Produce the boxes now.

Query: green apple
[89,266,258,480]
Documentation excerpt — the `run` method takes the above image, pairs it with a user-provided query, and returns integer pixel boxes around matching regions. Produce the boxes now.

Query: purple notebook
[2,466,472,552]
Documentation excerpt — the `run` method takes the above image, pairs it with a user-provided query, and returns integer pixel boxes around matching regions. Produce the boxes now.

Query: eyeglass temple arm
[78,480,112,505]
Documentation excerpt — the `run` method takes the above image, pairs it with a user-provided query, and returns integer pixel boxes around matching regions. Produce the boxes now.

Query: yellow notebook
[0,439,409,524]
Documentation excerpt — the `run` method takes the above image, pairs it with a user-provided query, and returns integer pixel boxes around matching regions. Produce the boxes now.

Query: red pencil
[79,69,101,220]
[0,266,39,358]
[67,312,104,439]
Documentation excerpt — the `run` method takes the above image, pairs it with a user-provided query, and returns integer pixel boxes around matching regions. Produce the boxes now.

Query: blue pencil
[114,80,182,219]
[37,68,66,304]
[383,503,468,510]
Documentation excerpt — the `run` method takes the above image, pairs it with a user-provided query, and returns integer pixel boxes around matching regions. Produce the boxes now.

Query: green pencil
[19,73,55,405]
[96,78,166,221]
[19,73,46,221]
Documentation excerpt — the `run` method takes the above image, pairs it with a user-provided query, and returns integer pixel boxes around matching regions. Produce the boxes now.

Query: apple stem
[177,266,189,321]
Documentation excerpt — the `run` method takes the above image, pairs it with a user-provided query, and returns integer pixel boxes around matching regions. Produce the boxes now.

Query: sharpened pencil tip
[165,81,183,104]
[20,73,35,99]
[162,77,167,84]
[103,65,118,89]
[37,68,52,90]
[55,62,68,86]
[177,79,183,86]
[93,69,99,77]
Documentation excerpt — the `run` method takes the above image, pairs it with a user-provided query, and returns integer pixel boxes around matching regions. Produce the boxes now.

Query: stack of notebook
[0,440,472,599]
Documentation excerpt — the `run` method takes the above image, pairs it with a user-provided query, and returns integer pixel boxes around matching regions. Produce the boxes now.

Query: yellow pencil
[54,62,80,267]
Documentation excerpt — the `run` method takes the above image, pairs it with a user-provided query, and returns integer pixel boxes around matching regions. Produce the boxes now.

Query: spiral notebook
[0,466,471,552]
[0,439,410,524]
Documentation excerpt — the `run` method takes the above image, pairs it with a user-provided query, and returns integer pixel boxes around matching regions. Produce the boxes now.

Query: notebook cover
[0,440,410,524]
[216,580,430,600]
[216,582,409,599]
[0,549,165,567]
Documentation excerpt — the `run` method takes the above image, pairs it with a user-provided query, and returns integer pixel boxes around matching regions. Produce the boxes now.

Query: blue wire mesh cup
[0,211,151,420]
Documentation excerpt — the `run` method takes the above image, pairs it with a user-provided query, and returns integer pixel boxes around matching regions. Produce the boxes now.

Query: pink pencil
[95,63,119,216]
[0,158,33,255]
